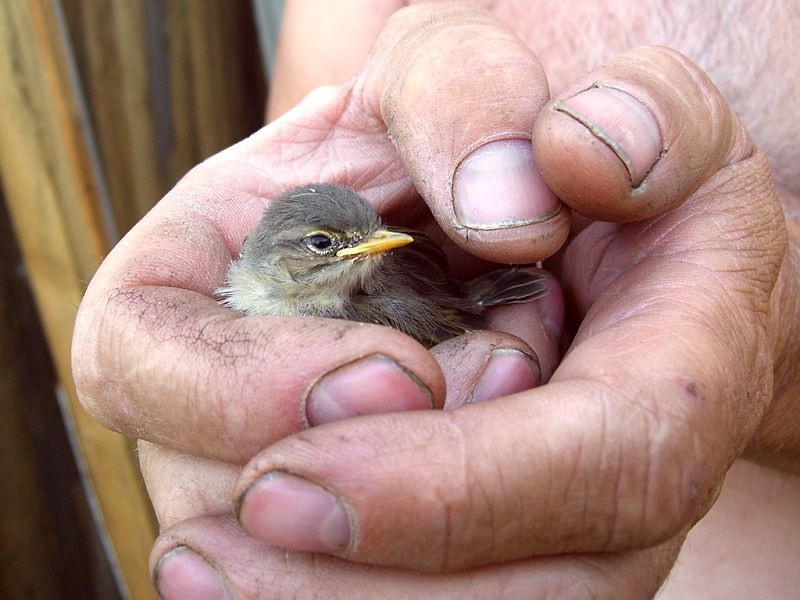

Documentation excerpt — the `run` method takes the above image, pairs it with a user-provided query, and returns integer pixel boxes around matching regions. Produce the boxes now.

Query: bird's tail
[467,268,548,308]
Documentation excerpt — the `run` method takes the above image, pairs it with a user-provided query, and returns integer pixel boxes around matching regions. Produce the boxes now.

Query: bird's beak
[336,230,414,258]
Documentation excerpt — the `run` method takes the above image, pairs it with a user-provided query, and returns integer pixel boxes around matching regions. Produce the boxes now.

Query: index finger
[357,4,571,263]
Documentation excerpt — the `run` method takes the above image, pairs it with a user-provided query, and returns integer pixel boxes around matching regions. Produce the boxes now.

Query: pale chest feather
[217,259,350,318]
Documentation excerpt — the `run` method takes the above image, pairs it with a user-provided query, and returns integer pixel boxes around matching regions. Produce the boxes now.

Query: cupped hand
[72,46,560,465]
[71,3,800,598]
[72,2,563,595]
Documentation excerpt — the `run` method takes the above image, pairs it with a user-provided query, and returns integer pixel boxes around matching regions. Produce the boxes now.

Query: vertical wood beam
[0,1,158,598]
[71,0,163,236]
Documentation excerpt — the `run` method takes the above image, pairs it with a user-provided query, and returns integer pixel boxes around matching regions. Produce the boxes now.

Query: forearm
[267,0,401,121]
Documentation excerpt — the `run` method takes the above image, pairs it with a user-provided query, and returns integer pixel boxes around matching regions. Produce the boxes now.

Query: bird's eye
[304,233,333,253]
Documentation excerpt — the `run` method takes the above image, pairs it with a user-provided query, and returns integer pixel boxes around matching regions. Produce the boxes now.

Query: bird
[217,184,547,347]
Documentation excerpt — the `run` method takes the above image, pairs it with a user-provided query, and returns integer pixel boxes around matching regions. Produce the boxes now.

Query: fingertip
[533,87,664,222]
[448,205,571,264]
[237,471,352,555]
[430,331,536,409]
[533,46,745,223]
[453,139,561,230]
[153,546,231,600]
[446,138,570,262]
[358,3,569,264]
[484,274,562,381]
[305,354,435,426]
[472,348,540,403]
[556,87,662,188]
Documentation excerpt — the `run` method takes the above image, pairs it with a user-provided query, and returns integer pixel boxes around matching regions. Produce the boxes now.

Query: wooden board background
[0,1,266,597]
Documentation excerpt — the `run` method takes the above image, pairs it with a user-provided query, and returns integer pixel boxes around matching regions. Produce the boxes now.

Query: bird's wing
[386,226,451,285]
[467,268,548,307]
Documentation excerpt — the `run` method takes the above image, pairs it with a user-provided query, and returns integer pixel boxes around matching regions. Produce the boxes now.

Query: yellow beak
[336,230,414,258]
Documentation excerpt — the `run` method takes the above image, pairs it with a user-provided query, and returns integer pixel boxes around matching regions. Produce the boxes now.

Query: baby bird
[218,184,546,347]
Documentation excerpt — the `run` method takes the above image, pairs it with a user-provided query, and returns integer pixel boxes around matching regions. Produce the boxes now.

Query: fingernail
[556,87,662,186]
[472,348,540,403]
[453,138,561,229]
[154,546,229,600]
[307,354,433,426]
[237,471,351,553]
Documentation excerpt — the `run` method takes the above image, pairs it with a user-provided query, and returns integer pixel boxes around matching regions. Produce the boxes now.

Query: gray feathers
[467,268,548,308]
[219,184,547,347]
[253,184,381,243]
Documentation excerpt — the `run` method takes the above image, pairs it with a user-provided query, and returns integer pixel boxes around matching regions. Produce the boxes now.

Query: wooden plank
[0,201,66,597]
[69,0,164,236]
[0,195,120,599]
[0,2,158,599]
[0,341,65,600]
[61,0,265,237]
[164,0,265,184]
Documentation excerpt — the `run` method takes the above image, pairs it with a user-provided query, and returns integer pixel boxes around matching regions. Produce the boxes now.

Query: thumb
[533,45,748,222]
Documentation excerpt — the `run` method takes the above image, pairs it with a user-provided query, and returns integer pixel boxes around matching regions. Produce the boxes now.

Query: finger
[150,515,681,600]
[136,315,559,530]
[136,331,552,531]
[76,285,442,463]
[532,46,750,222]
[138,440,239,529]
[232,51,785,571]
[484,270,564,380]
[432,271,562,409]
[357,4,570,263]
[431,332,540,410]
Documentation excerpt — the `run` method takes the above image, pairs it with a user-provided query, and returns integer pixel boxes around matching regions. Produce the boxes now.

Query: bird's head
[239,184,413,293]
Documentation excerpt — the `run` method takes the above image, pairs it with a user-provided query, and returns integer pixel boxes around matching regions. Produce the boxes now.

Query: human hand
[73,3,800,598]
[72,3,565,596]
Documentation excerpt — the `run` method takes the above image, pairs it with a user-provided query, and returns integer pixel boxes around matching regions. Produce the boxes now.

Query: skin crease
[69,1,800,598]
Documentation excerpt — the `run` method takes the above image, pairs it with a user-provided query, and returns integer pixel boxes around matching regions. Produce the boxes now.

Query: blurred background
[0,1,284,597]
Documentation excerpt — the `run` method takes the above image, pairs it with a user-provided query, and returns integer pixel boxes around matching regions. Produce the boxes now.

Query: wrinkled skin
[71,1,800,598]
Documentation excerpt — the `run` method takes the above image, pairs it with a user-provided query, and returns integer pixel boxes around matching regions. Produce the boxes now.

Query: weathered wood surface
[1,1,265,597]
[0,2,158,598]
